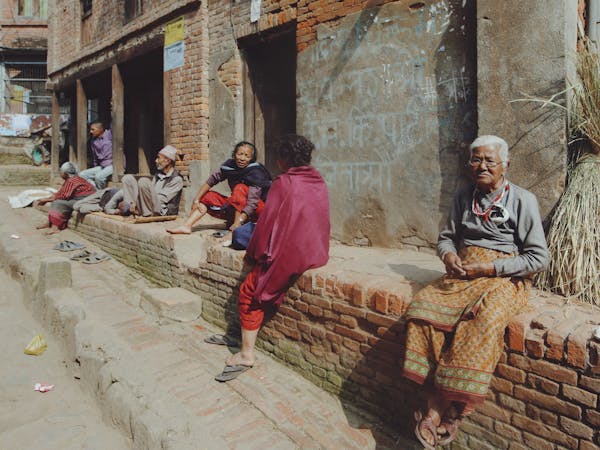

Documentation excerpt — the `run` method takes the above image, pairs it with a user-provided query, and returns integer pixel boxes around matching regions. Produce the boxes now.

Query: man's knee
[138,177,152,189]
[121,174,136,186]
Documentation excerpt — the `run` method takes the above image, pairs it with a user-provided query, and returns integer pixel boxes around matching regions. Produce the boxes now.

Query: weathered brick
[585,409,600,428]
[559,416,594,440]
[514,385,581,420]
[566,324,595,369]
[494,421,522,442]
[365,312,397,329]
[580,375,600,394]
[339,314,358,329]
[460,421,509,449]
[490,376,513,395]
[331,301,366,319]
[529,359,578,385]
[497,393,526,414]
[301,293,332,310]
[525,329,545,358]
[512,414,576,448]
[526,404,558,427]
[496,363,526,384]
[522,431,553,450]
[333,325,368,343]
[562,384,597,407]
[579,440,600,450]
[476,400,511,423]
[526,373,559,396]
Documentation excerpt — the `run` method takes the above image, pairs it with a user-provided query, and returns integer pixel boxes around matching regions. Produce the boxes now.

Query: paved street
[0,268,131,450]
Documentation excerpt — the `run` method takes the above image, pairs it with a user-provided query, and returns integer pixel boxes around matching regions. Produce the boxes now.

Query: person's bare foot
[225,351,254,367]
[221,231,232,247]
[43,227,60,236]
[166,225,192,234]
[36,222,49,230]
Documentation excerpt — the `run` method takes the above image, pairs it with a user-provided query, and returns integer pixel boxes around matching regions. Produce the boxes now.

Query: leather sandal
[414,410,438,450]
[438,406,465,446]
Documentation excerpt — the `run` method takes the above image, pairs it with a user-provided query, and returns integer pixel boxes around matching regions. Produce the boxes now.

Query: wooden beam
[51,92,60,178]
[111,64,125,182]
[76,79,88,169]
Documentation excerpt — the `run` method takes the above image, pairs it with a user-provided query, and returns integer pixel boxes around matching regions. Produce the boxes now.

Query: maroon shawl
[246,165,330,305]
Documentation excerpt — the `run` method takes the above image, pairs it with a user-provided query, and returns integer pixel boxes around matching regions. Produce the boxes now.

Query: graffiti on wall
[298,0,476,196]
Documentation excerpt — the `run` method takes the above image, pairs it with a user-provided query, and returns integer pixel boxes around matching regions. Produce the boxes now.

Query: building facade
[48,0,577,248]
[1,0,50,136]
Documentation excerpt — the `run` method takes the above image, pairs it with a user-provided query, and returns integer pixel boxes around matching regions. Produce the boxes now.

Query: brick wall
[186,245,600,449]
[68,213,184,287]
[0,0,47,49]
[48,0,208,179]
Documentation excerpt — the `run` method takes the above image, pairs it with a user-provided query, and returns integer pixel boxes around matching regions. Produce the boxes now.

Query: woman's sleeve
[242,186,261,216]
[493,193,550,277]
[437,190,463,259]
[206,170,224,187]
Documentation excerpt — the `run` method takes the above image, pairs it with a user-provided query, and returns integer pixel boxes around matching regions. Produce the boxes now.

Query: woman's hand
[443,252,466,277]
[460,262,496,279]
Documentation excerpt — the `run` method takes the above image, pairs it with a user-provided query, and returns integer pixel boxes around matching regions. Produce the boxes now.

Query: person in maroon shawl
[212,134,330,382]
[35,161,96,235]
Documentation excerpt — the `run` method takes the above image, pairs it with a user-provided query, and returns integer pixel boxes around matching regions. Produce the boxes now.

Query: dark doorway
[239,24,296,176]
[121,48,164,175]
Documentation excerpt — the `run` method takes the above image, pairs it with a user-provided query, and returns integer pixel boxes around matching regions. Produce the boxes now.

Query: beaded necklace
[472,180,509,222]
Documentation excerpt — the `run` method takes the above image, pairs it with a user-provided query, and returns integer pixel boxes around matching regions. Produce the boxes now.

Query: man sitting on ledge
[119,145,184,217]
[403,135,549,449]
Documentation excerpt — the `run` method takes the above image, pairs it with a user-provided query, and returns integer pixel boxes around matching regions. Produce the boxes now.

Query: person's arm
[438,190,465,276]
[156,176,184,210]
[493,193,549,277]
[242,185,261,217]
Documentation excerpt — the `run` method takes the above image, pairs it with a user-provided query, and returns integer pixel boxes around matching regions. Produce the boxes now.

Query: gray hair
[60,161,78,177]
[470,135,509,164]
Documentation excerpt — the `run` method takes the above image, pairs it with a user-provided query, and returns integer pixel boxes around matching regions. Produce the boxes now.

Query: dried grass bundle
[536,155,600,305]
[571,39,600,154]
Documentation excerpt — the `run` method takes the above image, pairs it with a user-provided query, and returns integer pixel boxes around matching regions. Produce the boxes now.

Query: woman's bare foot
[43,227,60,236]
[221,231,232,247]
[225,351,254,367]
[36,222,50,230]
[166,224,192,234]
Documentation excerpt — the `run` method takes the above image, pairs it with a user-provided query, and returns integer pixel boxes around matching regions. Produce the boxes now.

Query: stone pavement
[0,188,420,449]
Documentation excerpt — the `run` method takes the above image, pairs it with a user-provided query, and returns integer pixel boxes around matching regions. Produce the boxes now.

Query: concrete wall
[298,0,476,247]
[477,0,578,215]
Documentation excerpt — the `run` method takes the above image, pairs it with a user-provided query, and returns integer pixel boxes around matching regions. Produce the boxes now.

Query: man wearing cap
[121,145,184,217]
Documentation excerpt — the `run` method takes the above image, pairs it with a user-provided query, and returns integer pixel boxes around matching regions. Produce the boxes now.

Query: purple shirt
[91,129,113,168]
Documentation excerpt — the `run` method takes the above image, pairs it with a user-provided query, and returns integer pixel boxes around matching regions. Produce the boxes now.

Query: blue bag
[231,222,256,250]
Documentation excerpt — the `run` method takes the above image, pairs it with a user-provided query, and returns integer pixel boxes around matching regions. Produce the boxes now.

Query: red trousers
[239,265,276,330]
[200,184,264,220]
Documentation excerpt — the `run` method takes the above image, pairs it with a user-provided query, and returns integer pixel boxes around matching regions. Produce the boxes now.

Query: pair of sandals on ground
[54,240,111,264]
[203,334,252,382]
[414,403,465,449]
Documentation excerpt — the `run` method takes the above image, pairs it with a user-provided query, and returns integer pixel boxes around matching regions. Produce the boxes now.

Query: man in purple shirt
[80,121,113,189]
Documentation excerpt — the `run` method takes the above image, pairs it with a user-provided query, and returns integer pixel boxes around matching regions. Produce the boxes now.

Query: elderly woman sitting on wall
[35,162,96,235]
[403,135,549,448]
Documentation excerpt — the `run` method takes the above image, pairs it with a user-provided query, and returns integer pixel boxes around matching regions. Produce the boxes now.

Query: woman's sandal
[438,406,465,446]
[414,410,439,450]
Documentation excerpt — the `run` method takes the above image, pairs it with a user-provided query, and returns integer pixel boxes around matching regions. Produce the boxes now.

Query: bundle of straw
[536,37,600,305]
[570,39,600,155]
[537,155,600,305]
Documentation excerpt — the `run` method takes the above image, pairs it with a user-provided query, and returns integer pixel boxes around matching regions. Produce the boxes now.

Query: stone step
[0,164,51,186]
[140,287,203,324]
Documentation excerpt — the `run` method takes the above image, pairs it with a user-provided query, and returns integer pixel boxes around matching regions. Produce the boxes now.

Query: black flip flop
[214,364,253,382]
[203,334,238,346]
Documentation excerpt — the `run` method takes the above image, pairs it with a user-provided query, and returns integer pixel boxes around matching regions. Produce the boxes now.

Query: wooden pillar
[51,91,60,178]
[163,70,171,144]
[76,79,88,169]
[111,64,125,182]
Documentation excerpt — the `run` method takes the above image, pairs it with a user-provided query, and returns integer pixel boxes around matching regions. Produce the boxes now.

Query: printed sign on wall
[164,16,185,71]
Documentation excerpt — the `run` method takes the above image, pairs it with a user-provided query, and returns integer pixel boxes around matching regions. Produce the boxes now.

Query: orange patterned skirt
[403,246,530,409]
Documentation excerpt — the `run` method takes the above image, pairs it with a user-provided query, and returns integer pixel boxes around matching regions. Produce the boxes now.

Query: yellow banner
[165,16,184,46]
